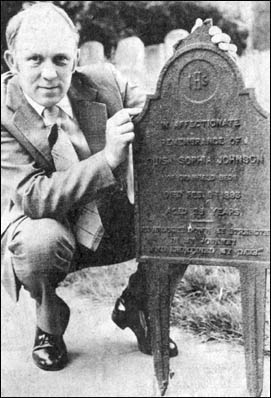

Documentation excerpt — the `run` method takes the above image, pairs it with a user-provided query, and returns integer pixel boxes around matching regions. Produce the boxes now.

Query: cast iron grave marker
[134,20,270,397]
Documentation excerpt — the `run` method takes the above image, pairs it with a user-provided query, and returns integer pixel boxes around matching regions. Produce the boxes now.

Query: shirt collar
[23,92,74,119]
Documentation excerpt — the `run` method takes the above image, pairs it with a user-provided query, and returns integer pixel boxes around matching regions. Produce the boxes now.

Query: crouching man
[1,3,237,370]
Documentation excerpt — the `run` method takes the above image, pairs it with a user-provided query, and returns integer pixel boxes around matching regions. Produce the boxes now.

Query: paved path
[1,287,270,397]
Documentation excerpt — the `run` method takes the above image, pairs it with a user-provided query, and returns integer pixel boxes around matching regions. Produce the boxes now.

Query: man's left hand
[191,18,238,61]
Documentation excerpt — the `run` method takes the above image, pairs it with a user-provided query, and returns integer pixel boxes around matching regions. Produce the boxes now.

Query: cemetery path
[1,286,270,397]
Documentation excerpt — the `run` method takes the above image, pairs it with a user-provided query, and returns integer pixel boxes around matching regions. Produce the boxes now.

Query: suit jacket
[1,63,146,301]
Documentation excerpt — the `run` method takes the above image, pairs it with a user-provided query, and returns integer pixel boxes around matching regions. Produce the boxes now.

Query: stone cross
[134,20,270,397]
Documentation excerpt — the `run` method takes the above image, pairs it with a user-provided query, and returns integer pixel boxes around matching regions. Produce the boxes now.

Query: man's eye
[55,55,69,65]
[29,55,41,64]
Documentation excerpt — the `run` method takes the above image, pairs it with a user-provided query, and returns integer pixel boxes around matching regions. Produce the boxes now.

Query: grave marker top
[134,20,270,268]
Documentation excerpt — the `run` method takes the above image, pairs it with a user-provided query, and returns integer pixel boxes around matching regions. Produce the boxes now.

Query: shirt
[23,92,74,119]
[23,92,91,160]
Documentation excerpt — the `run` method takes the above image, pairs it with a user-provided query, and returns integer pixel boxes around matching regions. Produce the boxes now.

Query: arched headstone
[79,41,105,66]
[144,44,166,93]
[164,29,189,59]
[114,36,145,85]
[134,20,269,397]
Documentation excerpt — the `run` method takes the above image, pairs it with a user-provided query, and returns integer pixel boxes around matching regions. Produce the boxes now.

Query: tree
[56,1,249,57]
[1,1,24,72]
[1,1,249,71]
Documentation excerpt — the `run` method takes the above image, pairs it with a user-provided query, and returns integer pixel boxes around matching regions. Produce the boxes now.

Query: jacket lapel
[4,71,110,165]
[5,75,55,170]
[13,102,54,167]
[68,72,107,154]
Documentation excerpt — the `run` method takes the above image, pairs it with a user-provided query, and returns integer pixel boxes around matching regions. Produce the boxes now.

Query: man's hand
[191,18,238,60]
[104,108,141,170]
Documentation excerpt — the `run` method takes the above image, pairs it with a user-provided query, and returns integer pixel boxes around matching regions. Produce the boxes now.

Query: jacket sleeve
[1,128,116,220]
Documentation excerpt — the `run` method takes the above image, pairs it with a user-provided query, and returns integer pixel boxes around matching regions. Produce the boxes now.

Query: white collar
[23,92,74,119]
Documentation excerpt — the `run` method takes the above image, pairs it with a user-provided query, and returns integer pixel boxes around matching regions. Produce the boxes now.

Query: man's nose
[41,61,57,80]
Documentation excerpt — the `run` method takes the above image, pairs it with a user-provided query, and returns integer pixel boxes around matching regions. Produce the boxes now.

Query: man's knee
[9,218,76,279]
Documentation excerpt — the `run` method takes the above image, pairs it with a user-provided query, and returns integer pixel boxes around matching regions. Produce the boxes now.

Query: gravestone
[144,44,166,93]
[79,41,105,66]
[114,37,145,85]
[133,20,270,397]
[164,29,189,59]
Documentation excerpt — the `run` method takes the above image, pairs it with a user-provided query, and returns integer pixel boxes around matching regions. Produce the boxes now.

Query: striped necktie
[43,106,134,204]
[43,106,104,251]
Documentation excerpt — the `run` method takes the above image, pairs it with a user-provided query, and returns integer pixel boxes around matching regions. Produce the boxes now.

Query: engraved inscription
[187,191,242,200]
[216,155,264,165]
[145,154,264,167]
[179,60,218,103]
[148,246,266,257]
[189,71,209,90]
[163,190,242,201]
[135,37,270,266]
[165,174,238,181]
[161,118,241,130]
[164,207,241,217]
[141,226,270,237]
[160,136,244,146]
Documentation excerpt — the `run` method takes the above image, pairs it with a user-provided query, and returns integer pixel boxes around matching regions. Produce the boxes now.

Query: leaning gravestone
[133,20,270,397]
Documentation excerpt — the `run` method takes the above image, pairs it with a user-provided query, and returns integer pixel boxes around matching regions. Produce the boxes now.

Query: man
[1,3,237,371]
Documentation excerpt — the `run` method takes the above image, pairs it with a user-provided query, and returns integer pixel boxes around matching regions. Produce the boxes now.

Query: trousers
[8,215,187,336]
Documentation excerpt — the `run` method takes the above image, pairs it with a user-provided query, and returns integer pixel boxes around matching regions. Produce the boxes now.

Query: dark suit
[1,64,146,307]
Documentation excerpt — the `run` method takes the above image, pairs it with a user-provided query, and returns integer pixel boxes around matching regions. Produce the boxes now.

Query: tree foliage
[1,1,249,72]
[1,1,24,72]
[56,1,249,57]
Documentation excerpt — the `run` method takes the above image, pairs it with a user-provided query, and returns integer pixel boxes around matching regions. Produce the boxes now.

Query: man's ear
[4,50,19,74]
[72,49,80,73]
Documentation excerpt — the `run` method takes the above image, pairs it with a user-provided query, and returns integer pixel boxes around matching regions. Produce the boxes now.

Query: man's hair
[6,2,80,52]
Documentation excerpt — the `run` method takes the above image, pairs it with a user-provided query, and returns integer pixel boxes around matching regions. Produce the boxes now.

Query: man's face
[10,18,78,107]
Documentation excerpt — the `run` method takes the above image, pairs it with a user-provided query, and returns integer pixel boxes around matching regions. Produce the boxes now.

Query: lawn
[62,260,270,354]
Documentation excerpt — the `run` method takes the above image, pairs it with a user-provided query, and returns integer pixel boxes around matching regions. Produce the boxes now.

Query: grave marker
[134,20,270,397]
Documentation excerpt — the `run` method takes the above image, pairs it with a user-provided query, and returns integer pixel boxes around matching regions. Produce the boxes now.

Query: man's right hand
[104,108,141,169]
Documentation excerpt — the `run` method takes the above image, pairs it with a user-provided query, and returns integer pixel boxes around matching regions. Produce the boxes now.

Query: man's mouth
[39,86,59,90]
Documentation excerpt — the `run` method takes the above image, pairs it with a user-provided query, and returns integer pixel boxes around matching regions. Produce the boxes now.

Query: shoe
[112,293,178,357]
[32,327,68,371]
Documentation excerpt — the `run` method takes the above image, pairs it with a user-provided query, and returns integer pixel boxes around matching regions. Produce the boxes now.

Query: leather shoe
[32,327,68,371]
[112,292,178,357]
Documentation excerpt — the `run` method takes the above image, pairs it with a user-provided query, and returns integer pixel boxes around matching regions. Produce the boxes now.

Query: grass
[61,260,138,304]
[62,261,270,355]
[171,266,270,352]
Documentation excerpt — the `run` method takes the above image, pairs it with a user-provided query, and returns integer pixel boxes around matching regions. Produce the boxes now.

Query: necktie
[43,106,104,251]
[43,105,60,126]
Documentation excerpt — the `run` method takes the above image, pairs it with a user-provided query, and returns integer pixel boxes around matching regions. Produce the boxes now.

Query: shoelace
[36,333,56,349]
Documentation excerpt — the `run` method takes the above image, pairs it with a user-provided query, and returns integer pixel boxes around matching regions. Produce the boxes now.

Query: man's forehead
[17,12,76,45]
